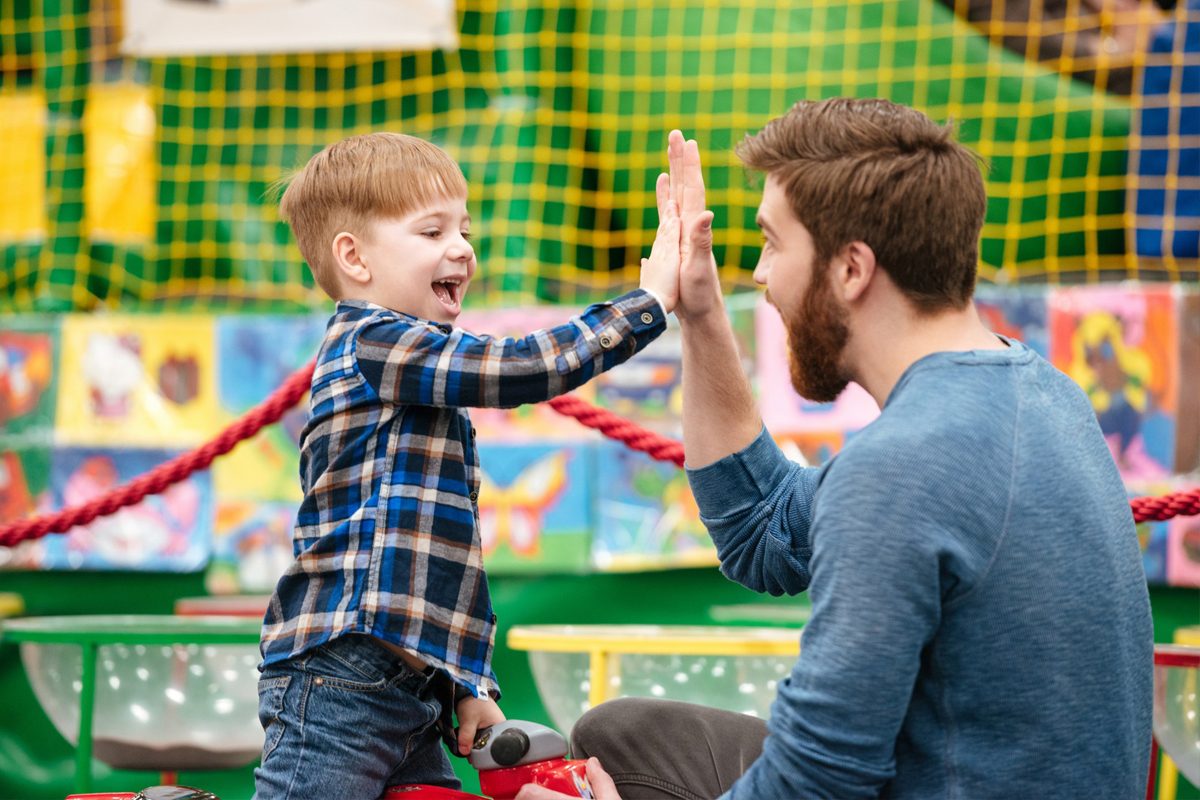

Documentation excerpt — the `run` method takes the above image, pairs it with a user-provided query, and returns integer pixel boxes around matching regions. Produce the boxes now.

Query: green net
[0,0,1194,312]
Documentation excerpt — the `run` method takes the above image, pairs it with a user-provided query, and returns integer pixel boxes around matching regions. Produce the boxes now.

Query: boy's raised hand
[639,171,682,313]
[666,130,723,322]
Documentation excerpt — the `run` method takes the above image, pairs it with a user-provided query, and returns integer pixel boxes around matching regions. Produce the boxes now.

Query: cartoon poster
[1175,290,1200,475]
[1127,481,1175,584]
[56,315,221,447]
[1166,514,1200,588]
[0,318,59,441]
[755,296,880,436]
[773,431,844,468]
[592,441,717,572]
[206,500,297,595]
[593,321,683,436]
[476,441,593,574]
[1048,286,1177,480]
[974,285,1049,356]
[458,307,601,442]
[40,447,212,571]
[0,445,53,569]
[213,315,325,502]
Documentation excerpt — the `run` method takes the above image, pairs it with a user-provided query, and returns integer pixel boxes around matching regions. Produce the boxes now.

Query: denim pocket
[257,675,291,761]
[306,637,415,692]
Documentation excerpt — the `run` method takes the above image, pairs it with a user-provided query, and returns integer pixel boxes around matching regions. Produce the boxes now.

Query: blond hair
[278,133,468,298]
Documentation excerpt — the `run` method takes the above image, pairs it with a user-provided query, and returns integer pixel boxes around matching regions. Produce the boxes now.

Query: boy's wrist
[640,286,670,316]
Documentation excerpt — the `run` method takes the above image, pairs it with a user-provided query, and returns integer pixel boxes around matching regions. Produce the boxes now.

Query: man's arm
[669,131,761,467]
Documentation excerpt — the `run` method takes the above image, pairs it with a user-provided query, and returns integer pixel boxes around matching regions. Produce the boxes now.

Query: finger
[681,139,707,218]
[668,130,685,212]
[457,722,476,756]
[585,757,623,799]
[655,172,674,223]
[684,210,714,257]
[514,785,562,800]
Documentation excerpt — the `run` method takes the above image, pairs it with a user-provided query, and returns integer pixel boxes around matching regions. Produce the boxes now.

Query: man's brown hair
[737,97,988,313]
[278,132,468,299]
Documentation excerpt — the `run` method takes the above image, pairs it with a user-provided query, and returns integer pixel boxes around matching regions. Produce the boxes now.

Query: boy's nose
[449,237,474,262]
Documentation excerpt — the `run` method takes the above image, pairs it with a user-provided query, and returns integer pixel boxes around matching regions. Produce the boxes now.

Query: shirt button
[599,334,613,348]
[470,426,477,439]
[469,491,479,502]
[640,312,654,324]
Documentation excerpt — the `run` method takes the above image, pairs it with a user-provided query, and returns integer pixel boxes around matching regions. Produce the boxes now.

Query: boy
[254,132,681,799]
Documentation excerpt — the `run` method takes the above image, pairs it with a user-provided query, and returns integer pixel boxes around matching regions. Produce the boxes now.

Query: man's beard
[782,268,851,403]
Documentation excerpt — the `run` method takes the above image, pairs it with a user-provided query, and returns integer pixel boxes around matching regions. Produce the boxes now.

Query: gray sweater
[688,339,1153,799]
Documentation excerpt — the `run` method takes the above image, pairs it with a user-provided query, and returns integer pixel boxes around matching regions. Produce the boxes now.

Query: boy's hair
[279,132,468,298]
[737,97,988,313]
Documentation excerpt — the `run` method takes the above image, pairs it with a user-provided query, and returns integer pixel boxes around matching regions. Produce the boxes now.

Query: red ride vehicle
[66,720,592,800]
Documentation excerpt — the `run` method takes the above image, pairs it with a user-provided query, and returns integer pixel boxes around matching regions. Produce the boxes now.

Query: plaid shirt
[261,289,667,697]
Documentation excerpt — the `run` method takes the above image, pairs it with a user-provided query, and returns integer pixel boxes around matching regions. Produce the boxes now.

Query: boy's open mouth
[432,278,464,313]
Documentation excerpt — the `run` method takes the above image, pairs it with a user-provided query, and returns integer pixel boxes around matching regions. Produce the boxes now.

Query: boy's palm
[640,172,682,312]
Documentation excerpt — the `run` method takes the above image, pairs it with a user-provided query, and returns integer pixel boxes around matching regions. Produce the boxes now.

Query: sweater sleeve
[722,450,946,799]
[354,289,666,408]
[686,427,822,596]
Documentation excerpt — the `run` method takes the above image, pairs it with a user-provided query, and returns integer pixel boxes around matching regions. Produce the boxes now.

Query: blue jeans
[253,633,459,799]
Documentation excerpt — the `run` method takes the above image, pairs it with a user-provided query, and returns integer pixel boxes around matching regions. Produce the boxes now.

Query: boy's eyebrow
[414,210,472,225]
[755,214,774,235]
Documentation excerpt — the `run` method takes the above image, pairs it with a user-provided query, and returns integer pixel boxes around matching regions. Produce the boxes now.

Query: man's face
[753,176,851,403]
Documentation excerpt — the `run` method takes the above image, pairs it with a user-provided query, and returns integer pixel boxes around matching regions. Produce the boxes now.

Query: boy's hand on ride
[666,129,723,323]
[455,695,506,757]
[514,757,622,800]
[639,169,683,313]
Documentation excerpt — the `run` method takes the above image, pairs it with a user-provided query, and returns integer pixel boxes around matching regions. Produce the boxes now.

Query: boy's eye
[422,229,441,239]
[461,231,472,242]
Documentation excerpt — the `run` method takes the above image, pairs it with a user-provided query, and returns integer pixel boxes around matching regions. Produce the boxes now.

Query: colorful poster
[1166,514,1200,588]
[0,318,59,442]
[593,321,683,436]
[213,315,324,502]
[56,315,221,447]
[0,445,53,569]
[773,431,844,468]
[755,297,880,435]
[1048,286,1178,480]
[40,447,212,571]
[974,285,1049,356]
[476,441,593,574]
[592,441,716,572]
[1175,289,1200,475]
[206,500,297,595]
[458,307,601,442]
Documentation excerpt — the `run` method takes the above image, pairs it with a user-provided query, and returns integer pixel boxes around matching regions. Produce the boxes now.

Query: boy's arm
[357,169,680,409]
[355,290,668,408]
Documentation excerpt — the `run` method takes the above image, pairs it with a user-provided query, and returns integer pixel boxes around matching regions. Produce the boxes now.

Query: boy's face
[355,194,476,324]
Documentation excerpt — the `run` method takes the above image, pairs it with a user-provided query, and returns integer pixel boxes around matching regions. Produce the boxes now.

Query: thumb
[688,211,714,253]
[457,721,476,757]
[585,757,623,800]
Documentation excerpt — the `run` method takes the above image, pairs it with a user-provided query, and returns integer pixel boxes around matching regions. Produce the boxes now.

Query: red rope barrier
[0,357,1197,548]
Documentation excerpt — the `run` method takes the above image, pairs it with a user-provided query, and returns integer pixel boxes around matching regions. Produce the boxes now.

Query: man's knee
[571,697,665,758]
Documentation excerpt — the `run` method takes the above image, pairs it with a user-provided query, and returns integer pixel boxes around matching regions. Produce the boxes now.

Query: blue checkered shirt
[260,289,667,698]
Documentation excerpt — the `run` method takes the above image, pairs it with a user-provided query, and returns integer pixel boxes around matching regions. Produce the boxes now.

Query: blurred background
[0,0,1198,797]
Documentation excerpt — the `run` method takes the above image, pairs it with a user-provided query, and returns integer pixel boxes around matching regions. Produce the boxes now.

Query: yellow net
[0,0,1196,312]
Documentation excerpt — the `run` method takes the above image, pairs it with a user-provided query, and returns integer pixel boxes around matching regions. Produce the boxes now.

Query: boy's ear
[332,231,371,285]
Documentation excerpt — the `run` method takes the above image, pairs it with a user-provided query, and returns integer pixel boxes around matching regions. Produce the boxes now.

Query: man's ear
[331,231,371,286]
[833,241,877,303]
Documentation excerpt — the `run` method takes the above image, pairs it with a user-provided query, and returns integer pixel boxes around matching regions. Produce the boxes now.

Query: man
[519,99,1153,799]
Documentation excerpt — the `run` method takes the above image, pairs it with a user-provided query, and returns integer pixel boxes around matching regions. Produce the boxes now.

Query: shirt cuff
[641,287,669,317]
